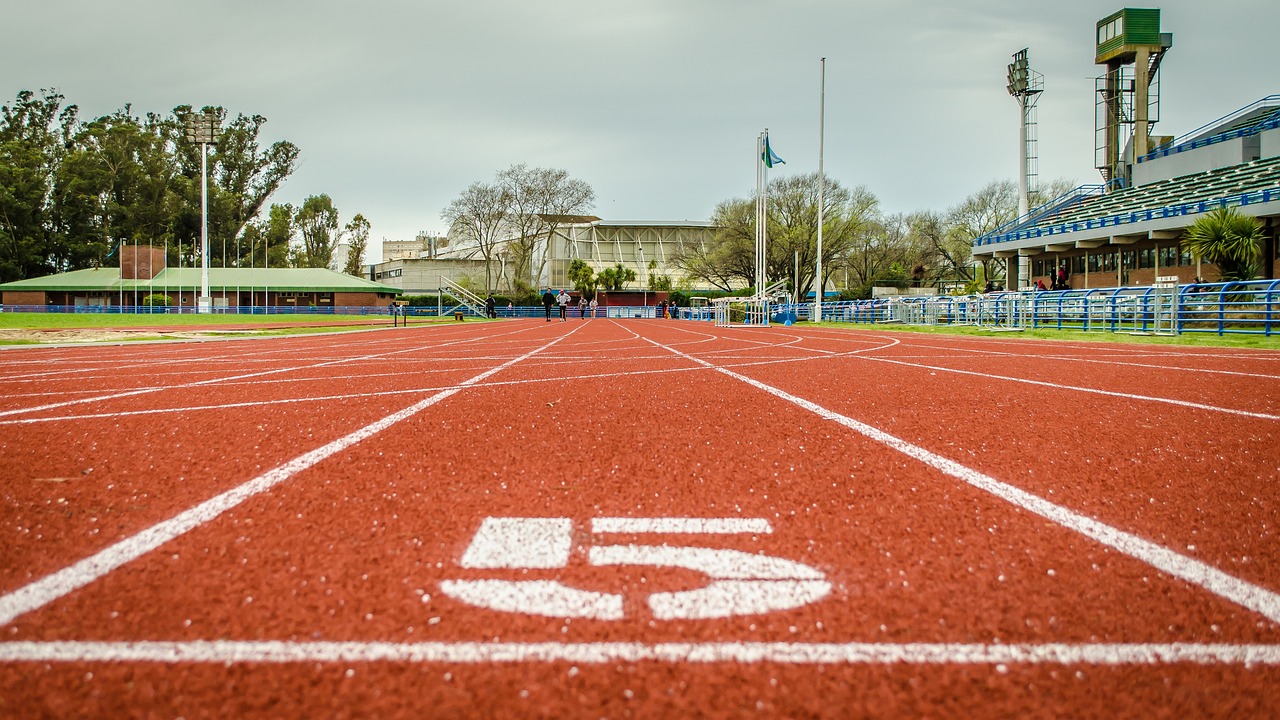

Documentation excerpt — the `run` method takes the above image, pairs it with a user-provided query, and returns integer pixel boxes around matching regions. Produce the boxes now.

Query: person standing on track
[589,296,598,318]
[542,288,555,322]
[485,294,496,319]
[557,289,569,321]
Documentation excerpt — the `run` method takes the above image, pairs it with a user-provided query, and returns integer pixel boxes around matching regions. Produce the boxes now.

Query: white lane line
[1,640,1279,666]
[874,337,1280,381]
[0,365,719,426]
[859,355,1280,421]
[592,518,773,534]
[0,323,542,419]
[641,334,1280,625]
[0,328,581,628]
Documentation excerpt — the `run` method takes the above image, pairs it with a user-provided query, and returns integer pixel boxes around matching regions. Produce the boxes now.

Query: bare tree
[496,164,595,286]
[441,182,509,292]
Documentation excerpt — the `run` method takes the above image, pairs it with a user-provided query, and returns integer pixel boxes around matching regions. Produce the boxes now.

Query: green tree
[1183,207,1263,281]
[596,263,635,291]
[0,89,77,281]
[172,106,300,269]
[566,257,596,298]
[343,213,370,276]
[292,194,340,268]
[683,174,878,295]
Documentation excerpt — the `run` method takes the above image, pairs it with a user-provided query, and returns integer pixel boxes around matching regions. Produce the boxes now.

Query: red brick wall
[335,292,392,307]
[120,245,167,280]
[2,291,47,305]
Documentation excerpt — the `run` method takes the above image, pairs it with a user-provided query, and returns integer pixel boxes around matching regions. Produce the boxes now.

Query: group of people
[482,290,685,320]
[540,289,597,322]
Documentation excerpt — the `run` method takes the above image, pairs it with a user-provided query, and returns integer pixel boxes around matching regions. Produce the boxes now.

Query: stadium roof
[0,267,401,294]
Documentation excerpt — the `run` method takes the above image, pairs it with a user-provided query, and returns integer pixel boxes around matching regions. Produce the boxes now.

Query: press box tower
[1094,8,1173,186]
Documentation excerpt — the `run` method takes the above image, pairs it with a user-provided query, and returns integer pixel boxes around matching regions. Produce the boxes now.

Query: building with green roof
[0,247,400,309]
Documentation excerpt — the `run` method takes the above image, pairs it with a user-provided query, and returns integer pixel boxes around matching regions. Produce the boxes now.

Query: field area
[1,318,1278,717]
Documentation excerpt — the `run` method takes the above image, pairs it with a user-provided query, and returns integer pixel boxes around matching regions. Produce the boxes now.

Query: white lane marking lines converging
[0,323,541,419]
[642,333,1280,625]
[0,328,582,627]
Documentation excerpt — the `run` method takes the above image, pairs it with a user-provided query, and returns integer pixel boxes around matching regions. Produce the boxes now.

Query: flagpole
[761,127,769,302]
[756,132,764,301]
[815,57,826,323]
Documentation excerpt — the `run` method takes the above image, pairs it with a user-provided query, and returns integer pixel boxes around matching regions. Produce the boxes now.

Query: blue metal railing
[1137,95,1280,164]
[800,280,1280,337]
[972,186,1280,248]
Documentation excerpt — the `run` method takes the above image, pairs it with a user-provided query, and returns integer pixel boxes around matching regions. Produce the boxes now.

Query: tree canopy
[0,88,368,282]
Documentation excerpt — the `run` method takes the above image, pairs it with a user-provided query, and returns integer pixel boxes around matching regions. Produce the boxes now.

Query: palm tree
[1183,207,1264,282]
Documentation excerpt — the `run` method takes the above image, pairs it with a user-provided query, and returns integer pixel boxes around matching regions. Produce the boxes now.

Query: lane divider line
[0,327,582,628]
[1,640,1278,666]
[641,333,1280,625]
[859,355,1280,421]
[0,322,545,419]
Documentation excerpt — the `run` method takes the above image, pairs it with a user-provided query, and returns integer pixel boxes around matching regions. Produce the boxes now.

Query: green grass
[806,320,1280,350]
[0,312,390,329]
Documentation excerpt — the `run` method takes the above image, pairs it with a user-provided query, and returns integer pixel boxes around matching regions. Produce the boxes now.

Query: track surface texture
[1,319,1278,718]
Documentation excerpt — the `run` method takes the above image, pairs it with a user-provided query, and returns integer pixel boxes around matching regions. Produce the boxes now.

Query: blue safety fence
[9,285,1276,336]
[793,280,1280,337]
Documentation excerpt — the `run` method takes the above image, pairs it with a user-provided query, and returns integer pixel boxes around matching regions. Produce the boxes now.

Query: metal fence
[8,282,1279,336]
[793,280,1280,336]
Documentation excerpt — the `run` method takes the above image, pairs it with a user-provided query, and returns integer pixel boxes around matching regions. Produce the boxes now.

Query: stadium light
[184,109,221,313]
[1007,49,1029,97]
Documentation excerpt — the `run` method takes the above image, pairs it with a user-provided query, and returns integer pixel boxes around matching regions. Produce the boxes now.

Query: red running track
[1,319,1279,718]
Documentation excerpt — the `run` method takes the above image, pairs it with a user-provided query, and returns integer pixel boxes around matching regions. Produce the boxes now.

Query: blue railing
[985,183,1112,239]
[1137,96,1280,164]
[801,280,1280,337]
[972,187,1280,248]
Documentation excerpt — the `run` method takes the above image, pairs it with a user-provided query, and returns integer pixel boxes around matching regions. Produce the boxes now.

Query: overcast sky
[4,0,1276,262]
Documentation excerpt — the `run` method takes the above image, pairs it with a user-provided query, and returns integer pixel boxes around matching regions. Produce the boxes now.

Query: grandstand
[973,11,1280,290]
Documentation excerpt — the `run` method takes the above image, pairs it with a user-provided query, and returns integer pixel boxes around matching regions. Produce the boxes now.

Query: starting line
[2,640,1280,666]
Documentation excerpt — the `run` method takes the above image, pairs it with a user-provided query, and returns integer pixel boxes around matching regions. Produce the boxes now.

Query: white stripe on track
[641,332,1280,625]
[1,640,1278,666]
[0,323,539,419]
[0,328,580,627]
[860,355,1280,421]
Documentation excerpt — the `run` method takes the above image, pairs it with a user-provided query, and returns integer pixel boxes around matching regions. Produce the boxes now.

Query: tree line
[675,174,1077,299]
[442,159,1075,300]
[0,89,369,283]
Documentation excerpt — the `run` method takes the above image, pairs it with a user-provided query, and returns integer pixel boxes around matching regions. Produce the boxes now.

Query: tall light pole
[184,109,221,313]
[815,58,826,322]
[1006,50,1042,290]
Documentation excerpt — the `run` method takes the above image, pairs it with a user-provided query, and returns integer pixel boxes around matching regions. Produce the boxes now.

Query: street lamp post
[184,109,221,313]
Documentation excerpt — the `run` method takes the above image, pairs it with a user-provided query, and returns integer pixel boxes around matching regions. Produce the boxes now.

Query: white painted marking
[589,545,825,581]
[641,333,1280,625]
[2,640,1280,666]
[592,518,773,535]
[0,323,541,419]
[862,355,1280,421]
[442,519,830,620]
[438,580,623,620]
[649,581,834,621]
[459,518,573,569]
[0,330,581,627]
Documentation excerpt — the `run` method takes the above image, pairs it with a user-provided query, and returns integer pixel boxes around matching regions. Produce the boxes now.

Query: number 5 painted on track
[439,517,831,620]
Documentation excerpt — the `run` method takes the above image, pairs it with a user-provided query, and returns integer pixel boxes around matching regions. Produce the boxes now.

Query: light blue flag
[762,134,785,168]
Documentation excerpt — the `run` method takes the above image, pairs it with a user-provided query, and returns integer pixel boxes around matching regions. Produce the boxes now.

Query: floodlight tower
[1094,8,1172,187]
[183,109,222,313]
[1007,48,1043,289]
